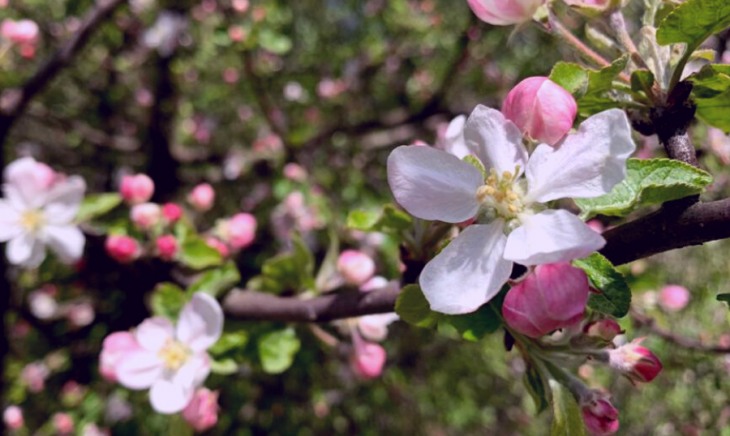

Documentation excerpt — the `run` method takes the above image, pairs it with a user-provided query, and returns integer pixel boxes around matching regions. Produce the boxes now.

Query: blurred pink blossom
[105,235,141,264]
[658,285,690,312]
[130,202,162,230]
[1,19,39,45]
[156,235,178,261]
[120,174,154,205]
[3,406,23,430]
[21,362,49,393]
[100,331,141,382]
[188,183,215,212]
[162,202,183,223]
[283,163,307,182]
[338,250,376,286]
[350,333,386,379]
[206,237,230,258]
[53,413,74,434]
[182,388,220,432]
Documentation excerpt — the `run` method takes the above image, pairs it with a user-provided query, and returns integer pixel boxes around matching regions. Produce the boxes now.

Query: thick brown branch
[0,0,127,144]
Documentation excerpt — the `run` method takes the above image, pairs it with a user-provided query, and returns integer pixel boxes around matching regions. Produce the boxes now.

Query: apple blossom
[105,235,141,264]
[0,157,86,268]
[387,105,634,314]
[350,333,387,380]
[162,202,183,223]
[503,263,589,338]
[607,338,662,383]
[658,285,690,312]
[131,203,162,230]
[3,406,23,430]
[467,0,544,26]
[156,235,178,261]
[1,19,39,45]
[28,288,58,320]
[581,393,619,435]
[437,115,470,159]
[53,413,74,434]
[21,362,49,393]
[337,250,376,286]
[100,331,142,382]
[283,163,308,182]
[584,319,622,342]
[144,11,187,57]
[66,301,95,328]
[115,293,223,414]
[217,213,257,250]
[502,77,578,145]
[120,174,154,205]
[188,183,215,211]
[182,388,219,432]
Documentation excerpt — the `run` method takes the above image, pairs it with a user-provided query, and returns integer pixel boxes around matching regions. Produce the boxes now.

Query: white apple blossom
[388,105,635,314]
[116,293,223,414]
[0,157,86,268]
[437,115,470,159]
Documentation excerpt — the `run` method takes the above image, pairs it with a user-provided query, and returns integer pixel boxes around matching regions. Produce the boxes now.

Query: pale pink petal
[463,105,528,176]
[7,233,45,268]
[116,350,164,390]
[176,293,224,353]
[0,200,22,242]
[43,225,85,263]
[44,176,86,224]
[135,317,175,352]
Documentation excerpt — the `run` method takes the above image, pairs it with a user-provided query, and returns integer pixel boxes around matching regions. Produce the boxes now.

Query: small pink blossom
[100,331,141,382]
[105,235,141,264]
[162,202,183,223]
[3,406,23,430]
[581,393,619,435]
[350,334,386,380]
[607,338,662,383]
[219,213,257,250]
[584,319,622,342]
[21,362,49,393]
[658,285,690,312]
[503,77,577,145]
[52,413,74,435]
[337,250,376,286]
[283,163,307,182]
[1,19,39,45]
[467,0,544,26]
[156,235,178,261]
[130,203,162,230]
[188,183,215,212]
[206,237,229,258]
[232,0,249,13]
[182,388,219,432]
[120,174,154,205]
[223,67,240,84]
[228,25,246,42]
[66,302,95,328]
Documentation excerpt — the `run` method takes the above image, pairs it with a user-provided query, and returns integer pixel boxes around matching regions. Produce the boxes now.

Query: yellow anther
[20,210,45,233]
[506,191,519,201]
[502,171,513,181]
[158,341,189,371]
[508,204,520,213]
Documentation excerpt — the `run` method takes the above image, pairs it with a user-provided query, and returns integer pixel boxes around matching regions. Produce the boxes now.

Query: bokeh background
[2,0,730,435]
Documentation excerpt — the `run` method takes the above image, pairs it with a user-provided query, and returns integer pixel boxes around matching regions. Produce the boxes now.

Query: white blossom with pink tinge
[116,293,223,414]
[387,105,634,314]
[467,0,544,26]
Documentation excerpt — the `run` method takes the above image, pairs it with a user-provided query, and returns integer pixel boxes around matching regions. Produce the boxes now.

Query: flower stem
[608,10,649,71]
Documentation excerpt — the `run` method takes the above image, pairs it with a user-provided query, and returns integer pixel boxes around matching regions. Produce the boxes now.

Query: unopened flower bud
[283,163,307,182]
[607,338,662,383]
[4,406,23,430]
[219,213,257,250]
[581,392,619,435]
[162,203,183,223]
[502,77,577,145]
[503,262,589,338]
[156,235,178,261]
[130,203,162,230]
[337,250,376,286]
[53,413,74,435]
[1,19,39,45]
[120,174,154,205]
[182,388,219,432]
[188,183,215,211]
[350,336,386,379]
[584,319,622,342]
[467,0,544,26]
[206,237,229,258]
[20,362,49,393]
[105,235,141,264]
[100,331,140,382]
[658,285,690,312]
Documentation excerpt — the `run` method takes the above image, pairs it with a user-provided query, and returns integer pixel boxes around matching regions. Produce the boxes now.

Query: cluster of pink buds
[1,19,39,58]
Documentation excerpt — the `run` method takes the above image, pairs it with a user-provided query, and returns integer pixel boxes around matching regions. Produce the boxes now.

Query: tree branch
[631,310,730,353]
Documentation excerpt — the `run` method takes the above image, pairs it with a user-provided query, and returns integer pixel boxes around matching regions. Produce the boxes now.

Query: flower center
[158,340,190,371]
[475,168,526,221]
[19,210,46,234]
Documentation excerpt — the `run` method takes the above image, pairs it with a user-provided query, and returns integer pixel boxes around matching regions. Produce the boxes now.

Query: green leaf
[586,55,630,95]
[209,331,249,356]
[187,262,241,297]
[347,204,413,234]
[688,66,730,132]
[631,70,656,96]
[575,158,713,220]
[550,62,590,97]
[258,29,293,55]
[524,364,550,414]
[209,358,238,375]
[151,283,188,321]
[444,304,502,342]
[314,229,340,292]
[75,193,122,223]
[179,238,223,270]
[573,253,631,318]
[550,381,587,436]
[258,328,301,374]
[717,293,730,307]
[656,0,730,50]
[251,235,314,293]
[395,284,442,328]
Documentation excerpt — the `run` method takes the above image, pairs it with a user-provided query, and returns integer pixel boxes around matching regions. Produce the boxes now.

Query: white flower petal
[358,313,400,342]
[525,109,636,203]
[43,225,85,263]
[7,233,45,268]
[149,375,194,415]
[3,157,47,209]
[0,200,22,242]
[503,210,606,266]
[135,317,175,352]
[420,223,513,314]
[387,145,482,223]
[442,115,470,159]
[44,176,86,224]
[176,293,224,353]
[463,105,528,175]
[116,350,164,390]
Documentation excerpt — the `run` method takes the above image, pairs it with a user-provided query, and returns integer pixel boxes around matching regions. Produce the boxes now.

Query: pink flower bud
[337,250,376,286]
[581,393,619,435]
[503,262,589,338]
[502,77,577,145]
[66,302,95,328]
[221,213,257,250]
[206,237,229,258]
[1,19,39,45]
[586,220,604,233]
[156,235,178,261]
[350,336,386,379]
[283,163,307,182]
[130,203,162,230]
[182,388,219,432]
[120,174,154,205]
[162,203,183,223]
[608,338,662,383]
[188,183,215,211]
[584,319,622,342]
[466,0,544,26]
[4,406,23,430]
[20,362,49,393]
[53,413,74,435]
[100,331,140,382]
[105,236,141,264]
[658,285,690,312]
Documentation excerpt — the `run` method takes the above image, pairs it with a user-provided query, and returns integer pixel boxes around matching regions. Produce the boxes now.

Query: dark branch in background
[651,81,699,168]
[631,310,730,353]
[0,0,128,145]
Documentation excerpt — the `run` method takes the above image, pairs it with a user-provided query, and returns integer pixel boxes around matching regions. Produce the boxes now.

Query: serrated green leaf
[347,204,413,234]
[575,159,713,220]
[573,253,631,318]
[444,303,501,342]
[395,284,442,328]
[209,331,249,356]
[524,364,550,414]
[656,0,730,50]
[258,328,301,374]
[179,238,223,270]
[252,235,314,293]
[209,358,238,375]
[688,66,730,132]
[187,262,241,297]
[550,381,587,436]
[75,193,122,223]
[587,55,630,95]
[151,283,188,321]
[550,62,589,97]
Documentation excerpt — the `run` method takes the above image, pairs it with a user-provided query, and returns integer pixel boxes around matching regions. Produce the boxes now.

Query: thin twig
[631,310,730,353]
